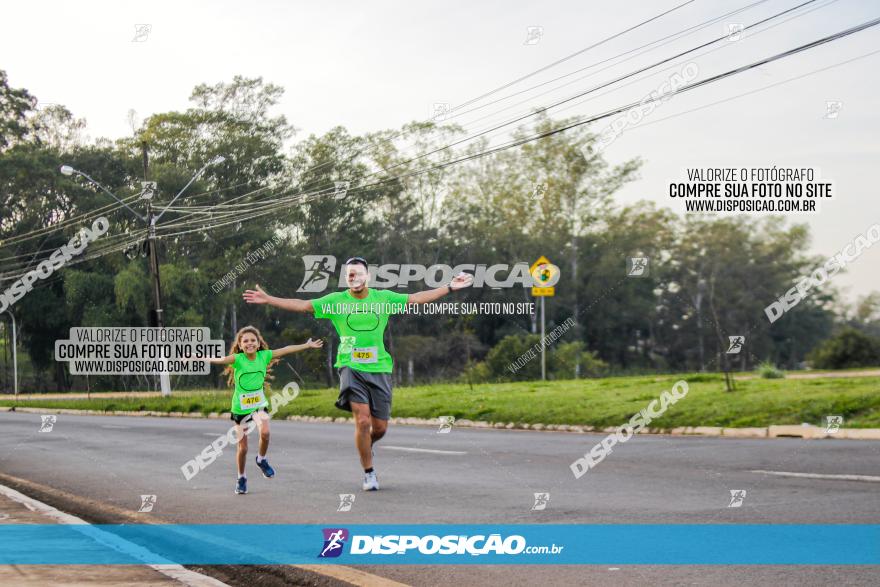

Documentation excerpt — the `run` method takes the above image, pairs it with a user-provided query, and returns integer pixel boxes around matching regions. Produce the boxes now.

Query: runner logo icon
[39,415,57,433]
[531,493,550,511]
[728,489,747,508]
[437,416,455,434]
[825,415,843,433]
[319,528,349,558]
[337,494,355,512]
[726,336,745,354]
[298,256,337,293]
[627,257,649,277]
[138,494,157,513]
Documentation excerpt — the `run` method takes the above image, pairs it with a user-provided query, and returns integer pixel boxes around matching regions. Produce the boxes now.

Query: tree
[807,328,880,369]
[0,73,849,391]
[550,341,607,379]
[0,70,36,151]
[30,105,87,151]
[845,291,880,339]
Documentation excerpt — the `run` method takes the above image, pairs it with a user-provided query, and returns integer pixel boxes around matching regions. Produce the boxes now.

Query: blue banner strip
[0,524,877,565]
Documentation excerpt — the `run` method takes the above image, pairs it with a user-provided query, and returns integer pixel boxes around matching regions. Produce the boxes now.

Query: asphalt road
[1,411,878,586]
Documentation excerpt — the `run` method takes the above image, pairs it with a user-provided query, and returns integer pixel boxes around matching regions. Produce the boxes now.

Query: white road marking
[751,470,880,482]
[0,483,228,586]
[380,445,467,455]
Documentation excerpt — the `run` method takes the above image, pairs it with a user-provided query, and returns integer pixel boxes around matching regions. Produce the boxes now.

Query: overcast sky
[2,0,878,303]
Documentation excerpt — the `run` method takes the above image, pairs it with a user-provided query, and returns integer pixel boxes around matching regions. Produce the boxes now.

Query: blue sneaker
[235,476,247,494]
[256,457,275,479]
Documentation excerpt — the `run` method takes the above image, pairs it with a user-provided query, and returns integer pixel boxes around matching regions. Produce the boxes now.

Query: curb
[0,472,402,587]
[0,482,228,586]
[4,405,880,439]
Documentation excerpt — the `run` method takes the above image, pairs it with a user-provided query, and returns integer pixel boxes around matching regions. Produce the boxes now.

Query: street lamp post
[59,156,225,395]
[59,166,146,223]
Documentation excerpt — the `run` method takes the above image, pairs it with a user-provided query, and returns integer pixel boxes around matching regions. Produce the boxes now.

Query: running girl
[207,325,323,495]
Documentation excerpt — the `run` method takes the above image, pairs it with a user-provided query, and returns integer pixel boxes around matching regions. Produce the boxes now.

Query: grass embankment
[2,372,879,428]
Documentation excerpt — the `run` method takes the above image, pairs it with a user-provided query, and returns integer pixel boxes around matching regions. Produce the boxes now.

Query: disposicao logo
[298,255,560,292]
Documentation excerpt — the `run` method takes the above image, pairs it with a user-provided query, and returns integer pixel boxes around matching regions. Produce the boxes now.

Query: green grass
[2,372,880,428]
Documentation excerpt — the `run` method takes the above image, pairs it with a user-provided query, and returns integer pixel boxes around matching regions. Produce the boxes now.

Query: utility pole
[142,143,164,329]
[60,152,223,398]
[2,311,17,398]
[143,142,170,396]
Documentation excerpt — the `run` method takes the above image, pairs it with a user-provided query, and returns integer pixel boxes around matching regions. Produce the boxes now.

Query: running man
[243,256,473,491]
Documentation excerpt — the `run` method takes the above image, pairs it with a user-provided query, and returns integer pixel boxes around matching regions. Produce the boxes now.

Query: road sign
[530,256,558,297]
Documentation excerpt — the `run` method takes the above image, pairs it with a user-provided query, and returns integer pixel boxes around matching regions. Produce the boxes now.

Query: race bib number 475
[351,347,378,364]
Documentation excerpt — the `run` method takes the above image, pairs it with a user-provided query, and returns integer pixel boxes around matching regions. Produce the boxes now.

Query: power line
[0,177,271,251]
[327,0,770,194]
[180,0,824,228]
[443,0,834,145]
[6,10,877,283]
[607,47,880,135]
[223,10,870,217]
[0,193,139,248]
[468,0,840,149]
[0,220,145,275]
[143,12,878,246]
[453,0,700,112]
[374,0,824,178]
[291,0,703,185]
[0,1,760,257]
[438,0,772,128]
[0,182,274,272]
[383,13,880,184]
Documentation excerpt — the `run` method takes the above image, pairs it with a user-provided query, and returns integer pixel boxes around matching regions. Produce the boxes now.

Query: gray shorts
[336,367,393,421]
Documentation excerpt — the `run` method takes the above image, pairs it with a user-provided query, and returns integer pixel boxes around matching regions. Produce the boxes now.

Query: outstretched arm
[272,338,324,359]
[243,284,314,313]
[194,354,234,366]
[408,272,473,305]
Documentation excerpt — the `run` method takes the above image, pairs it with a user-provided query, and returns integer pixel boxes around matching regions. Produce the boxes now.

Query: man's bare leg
[370,416,387,448]
[351,402,373,469]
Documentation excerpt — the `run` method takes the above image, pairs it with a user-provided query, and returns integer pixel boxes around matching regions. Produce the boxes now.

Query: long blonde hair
[224,325,277,388]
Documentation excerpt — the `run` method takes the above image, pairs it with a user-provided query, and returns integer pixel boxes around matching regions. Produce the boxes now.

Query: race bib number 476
[239,391,266,407]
